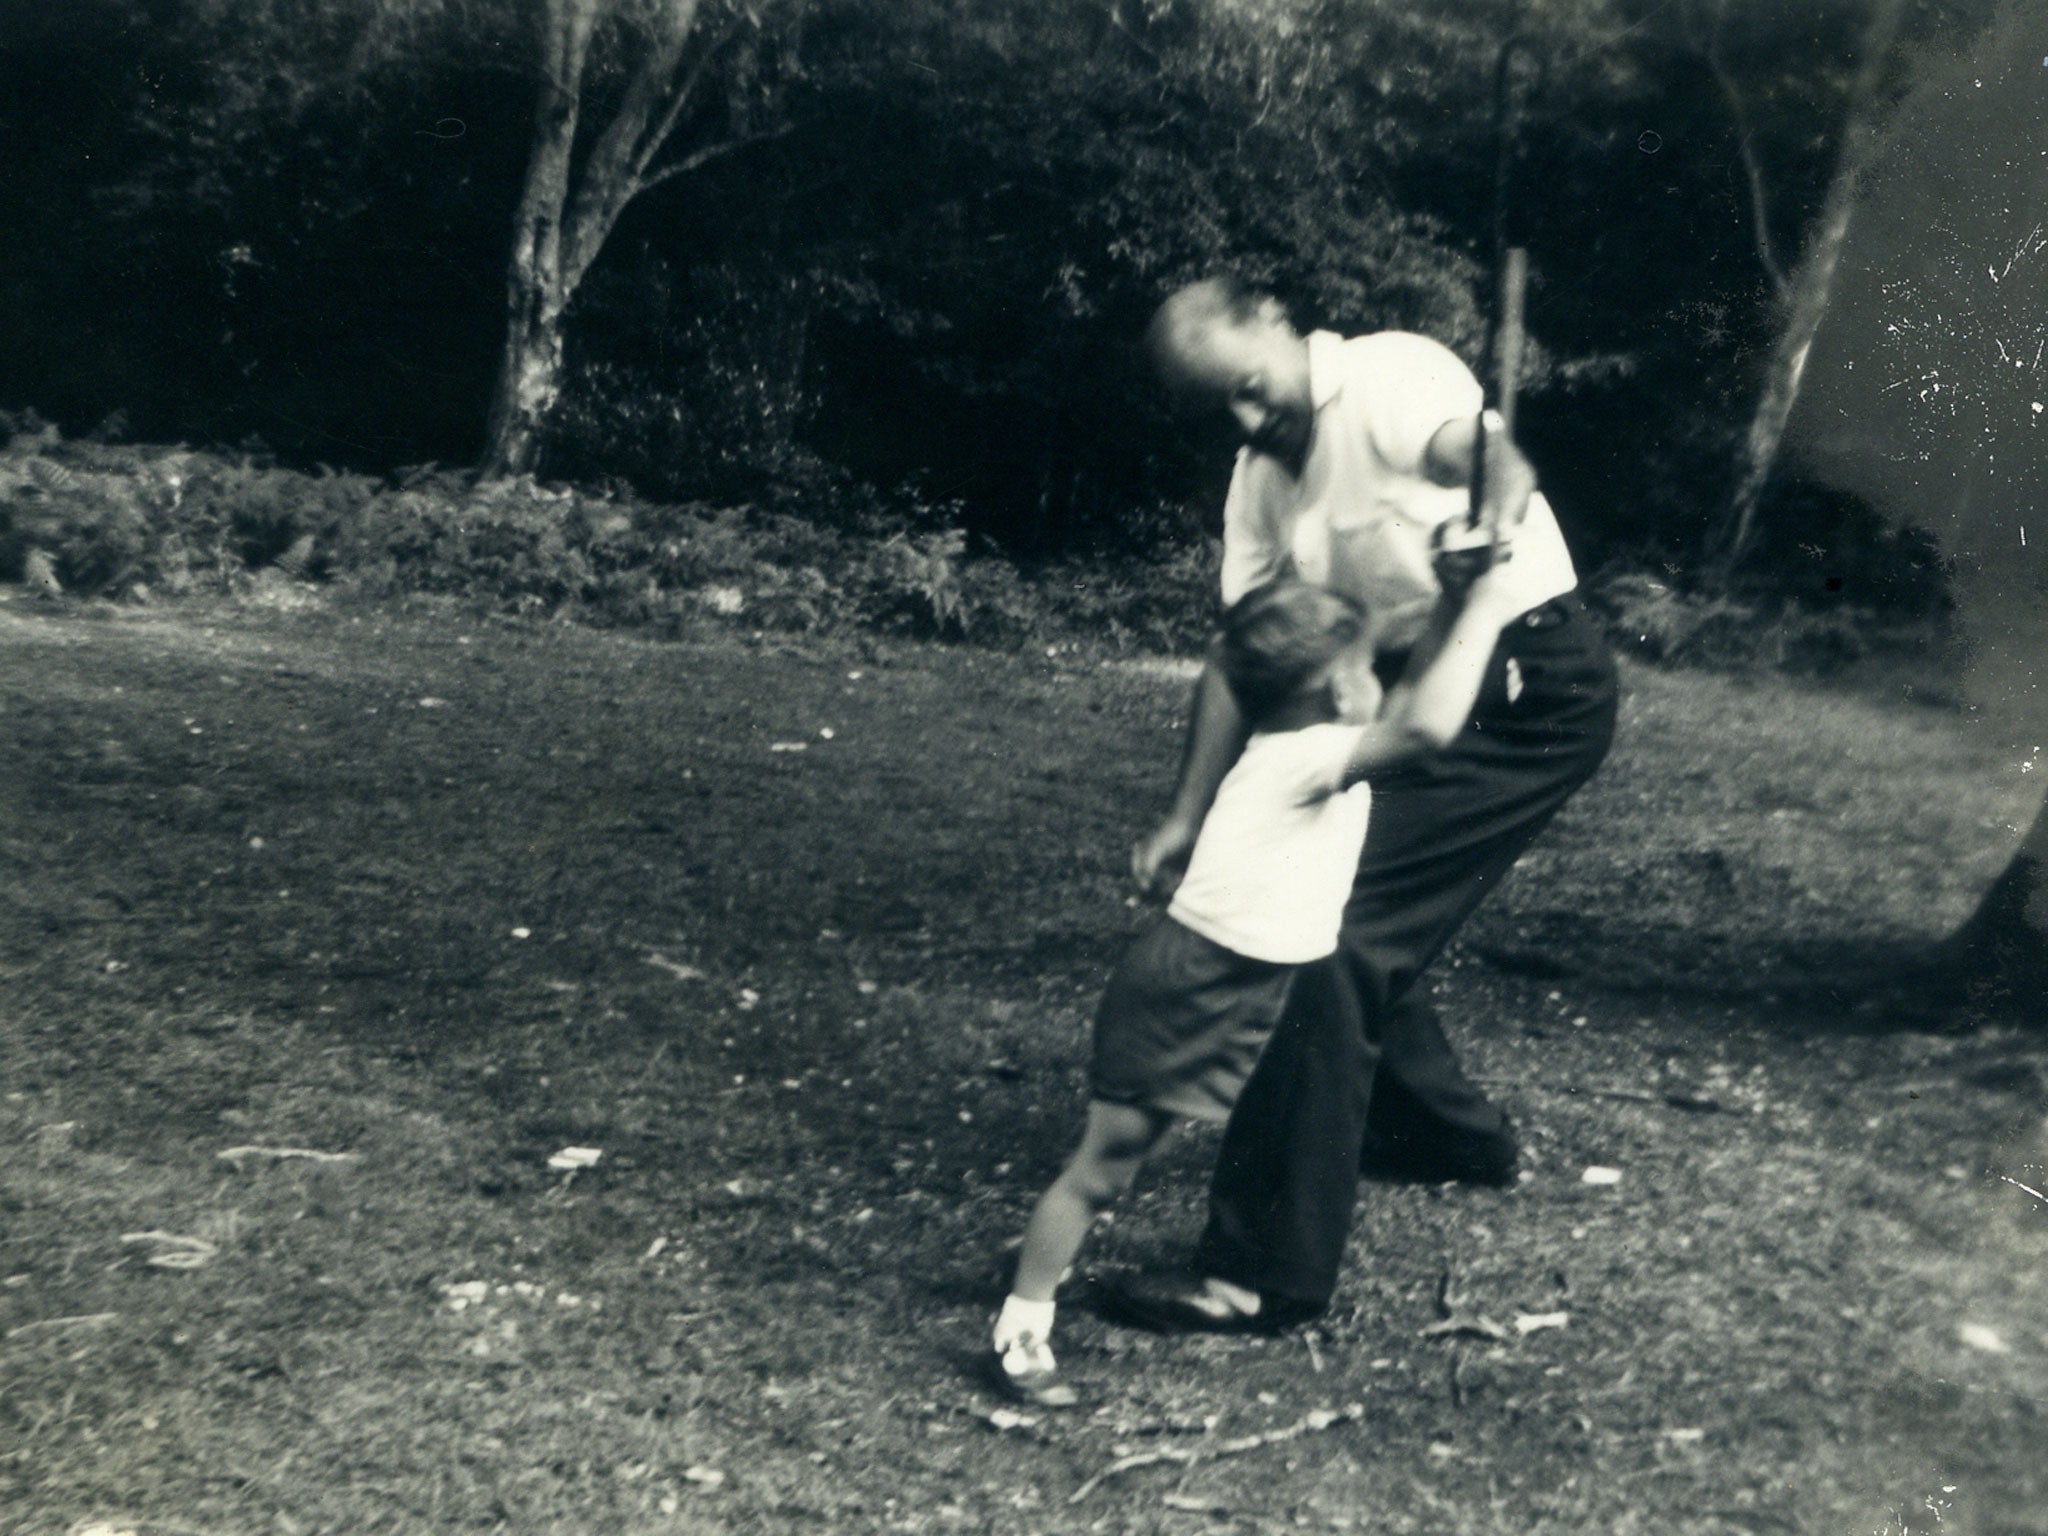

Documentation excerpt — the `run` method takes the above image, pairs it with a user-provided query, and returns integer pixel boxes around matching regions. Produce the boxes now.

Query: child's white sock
[992,1294,1057,1353]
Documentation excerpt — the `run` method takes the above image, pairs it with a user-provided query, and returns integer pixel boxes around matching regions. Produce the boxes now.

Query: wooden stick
[1474,1076,1729,1113]
[1465,244,1530,537]
[1496,246,1528,438]
[217,1145,360,1167]
[6,1312,119,1340]
[1068,1403,1365,1504]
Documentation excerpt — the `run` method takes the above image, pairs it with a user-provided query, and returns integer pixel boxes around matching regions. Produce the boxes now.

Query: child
[991,568,1519,1405]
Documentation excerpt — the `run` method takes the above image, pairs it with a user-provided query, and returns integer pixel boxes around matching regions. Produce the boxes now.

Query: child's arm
[1130,642,1250,898]
[1339,582,1516,784]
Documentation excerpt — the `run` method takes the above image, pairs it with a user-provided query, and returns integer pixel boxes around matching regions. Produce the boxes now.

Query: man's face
[1226,365,1314,467]
[1178,315,1315,468]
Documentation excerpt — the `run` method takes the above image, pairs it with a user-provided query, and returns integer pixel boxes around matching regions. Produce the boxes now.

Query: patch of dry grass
[2,589,2044,1536]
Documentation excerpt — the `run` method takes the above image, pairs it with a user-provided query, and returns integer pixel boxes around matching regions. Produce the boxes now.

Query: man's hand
[1424,410,1534,584]
[1131,816,1199,900]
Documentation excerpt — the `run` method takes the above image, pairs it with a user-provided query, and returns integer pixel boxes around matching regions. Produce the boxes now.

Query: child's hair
[1217,579,1366,722]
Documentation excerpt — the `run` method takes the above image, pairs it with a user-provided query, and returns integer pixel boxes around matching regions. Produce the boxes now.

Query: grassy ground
[2,585,2044,1536]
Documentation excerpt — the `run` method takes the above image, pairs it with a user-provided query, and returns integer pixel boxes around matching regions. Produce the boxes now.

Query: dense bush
[0,416,384,597]
[8,419,1954,676]
[1584,567,1952,678]
[0,423,1219,652]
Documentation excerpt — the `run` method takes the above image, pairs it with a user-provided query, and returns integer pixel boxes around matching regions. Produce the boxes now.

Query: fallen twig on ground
[1475,1077,1729,1113]
[5,1311,119,1340]
[1426,1261,1510,1347]
[75,1518,229,1536]
[217,1145,360,1168]
[1420,1315,1512,1343]
[119,1231,219,1269]
[1067,1403,1365,1504]
[643,952,705,981]
[1104,1414,1217,1438]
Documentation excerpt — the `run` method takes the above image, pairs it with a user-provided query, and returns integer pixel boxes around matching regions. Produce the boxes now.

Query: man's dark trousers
[1193,594,1619,1311]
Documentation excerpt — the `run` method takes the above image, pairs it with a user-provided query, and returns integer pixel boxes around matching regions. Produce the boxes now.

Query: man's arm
[1130,649,1251,898]
[1423,410,1536,544]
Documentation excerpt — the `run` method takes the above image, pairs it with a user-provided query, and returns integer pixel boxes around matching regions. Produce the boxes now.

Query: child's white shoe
[992,1333,1078,1409]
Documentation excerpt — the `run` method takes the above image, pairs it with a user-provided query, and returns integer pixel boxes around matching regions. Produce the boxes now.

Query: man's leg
[1183,601,1618,1312]
[1186,958,1369,1312]
[1361,996,1518,1184]
[1355,602,1619,1173]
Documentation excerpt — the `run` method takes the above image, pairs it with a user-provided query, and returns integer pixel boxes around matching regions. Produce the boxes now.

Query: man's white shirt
[1219,330,1579,701]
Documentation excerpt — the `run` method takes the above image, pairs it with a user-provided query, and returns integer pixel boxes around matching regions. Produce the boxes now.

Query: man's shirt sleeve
[1219,450,1289,607]
[1354,333,1485,481]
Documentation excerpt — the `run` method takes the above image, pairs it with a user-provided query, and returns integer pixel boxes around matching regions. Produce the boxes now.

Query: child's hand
[1431,538,1496,596]
[1430,514,1516,597]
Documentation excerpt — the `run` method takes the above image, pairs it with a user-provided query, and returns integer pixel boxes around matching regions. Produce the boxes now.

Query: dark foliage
[0,0,2003,609]
[6,421,1954,681]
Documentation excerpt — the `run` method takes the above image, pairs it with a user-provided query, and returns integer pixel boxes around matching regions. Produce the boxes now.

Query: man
[1107,277,1619,1331]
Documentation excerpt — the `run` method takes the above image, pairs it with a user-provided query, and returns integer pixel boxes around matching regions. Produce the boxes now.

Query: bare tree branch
[631,18,746,188]
[1068,1404,1365,1505]
[1717,0,1909,574]
[1095,0,1161,66]
[638,120,794,192]
[542,0,602,99]
[560,0,702,292]
[1693,0,1790,301]
[515,0,600,307]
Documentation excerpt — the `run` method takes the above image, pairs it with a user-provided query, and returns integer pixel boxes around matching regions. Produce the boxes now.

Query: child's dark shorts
[1089,916,1298,1124]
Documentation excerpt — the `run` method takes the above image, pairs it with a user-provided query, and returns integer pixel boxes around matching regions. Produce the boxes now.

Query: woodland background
[4,10,2048,1532]
[1,0,2038,583]
[2,0,2046,967]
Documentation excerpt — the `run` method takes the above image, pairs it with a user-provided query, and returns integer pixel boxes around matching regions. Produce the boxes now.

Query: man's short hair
[1217,579,1365,721]
[1146,277,1274,388]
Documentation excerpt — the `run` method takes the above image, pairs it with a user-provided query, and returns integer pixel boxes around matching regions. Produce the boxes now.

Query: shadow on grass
[1467,923,2041,1038]
[4,596,2046,1536]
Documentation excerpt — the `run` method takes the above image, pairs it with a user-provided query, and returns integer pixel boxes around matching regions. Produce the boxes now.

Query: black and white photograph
[2,1,2043,1532]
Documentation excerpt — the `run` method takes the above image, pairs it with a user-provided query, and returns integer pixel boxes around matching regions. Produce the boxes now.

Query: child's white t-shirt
[1167,722,1371,965]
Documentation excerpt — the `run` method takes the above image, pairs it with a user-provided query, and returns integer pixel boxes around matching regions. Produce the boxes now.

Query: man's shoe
[1100,1271,1320,1335]
[1358,1128,1519,1188]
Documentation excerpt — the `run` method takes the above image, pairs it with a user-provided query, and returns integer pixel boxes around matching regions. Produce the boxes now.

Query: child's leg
[1011,1100,1173,1305]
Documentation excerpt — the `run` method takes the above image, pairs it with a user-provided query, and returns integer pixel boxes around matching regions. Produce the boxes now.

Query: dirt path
[3,592,2044,1536]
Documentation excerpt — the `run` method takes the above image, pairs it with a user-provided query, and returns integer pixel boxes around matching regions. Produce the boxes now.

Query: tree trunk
[1713,0,1905,579]
[1941,793,2048,1005]
[480,0,740,478]
[482,0,600,478]
[484,301,568,479]
[1717,187,1850,569]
